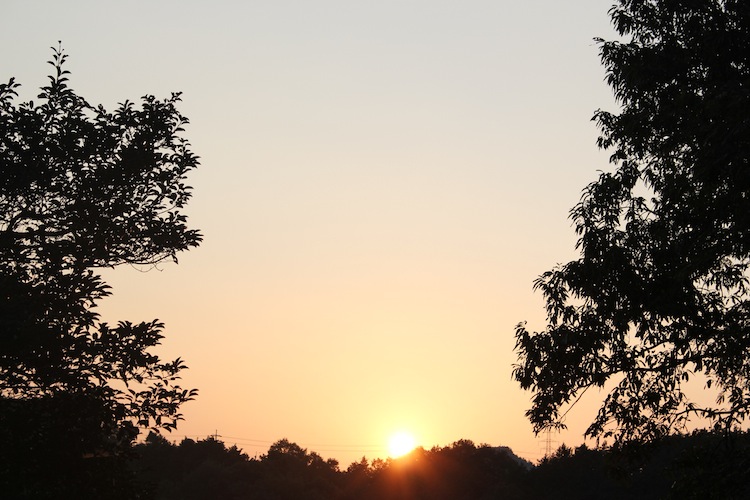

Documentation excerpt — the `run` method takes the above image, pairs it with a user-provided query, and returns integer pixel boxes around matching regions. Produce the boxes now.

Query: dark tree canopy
[514,0,750,444]
[0,45,199,494]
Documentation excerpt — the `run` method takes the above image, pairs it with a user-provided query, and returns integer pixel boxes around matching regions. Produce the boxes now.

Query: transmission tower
[544,428,553,457]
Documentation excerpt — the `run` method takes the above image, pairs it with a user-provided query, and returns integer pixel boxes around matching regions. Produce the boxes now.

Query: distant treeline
[127,431,750,499]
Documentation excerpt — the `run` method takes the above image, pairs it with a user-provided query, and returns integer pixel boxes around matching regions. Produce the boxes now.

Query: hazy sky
[3,1,619,464]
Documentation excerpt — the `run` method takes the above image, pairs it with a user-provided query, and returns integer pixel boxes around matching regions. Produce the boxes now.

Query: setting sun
[387,431,417,458]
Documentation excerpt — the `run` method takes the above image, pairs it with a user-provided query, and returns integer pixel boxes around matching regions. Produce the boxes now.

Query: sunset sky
[3,1,619,465]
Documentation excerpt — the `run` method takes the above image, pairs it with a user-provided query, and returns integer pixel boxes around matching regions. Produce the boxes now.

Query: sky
[2,1,619,465]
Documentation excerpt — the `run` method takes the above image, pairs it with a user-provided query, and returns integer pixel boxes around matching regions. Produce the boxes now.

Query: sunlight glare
[388,431,416,458]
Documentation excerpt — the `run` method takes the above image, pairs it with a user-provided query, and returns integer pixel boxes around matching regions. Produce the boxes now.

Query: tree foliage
[129,433,750,499]
[133,437,534,500]
[514,0,750,444]
[0,45,200,494]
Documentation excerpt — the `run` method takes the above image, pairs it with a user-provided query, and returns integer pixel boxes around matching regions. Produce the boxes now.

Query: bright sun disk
[388,431,416,458]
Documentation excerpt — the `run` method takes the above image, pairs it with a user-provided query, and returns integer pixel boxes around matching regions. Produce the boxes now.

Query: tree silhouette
[0,45,200,497]
[260,439,341,499]
[514,0,750,445]
[129,433,750,499]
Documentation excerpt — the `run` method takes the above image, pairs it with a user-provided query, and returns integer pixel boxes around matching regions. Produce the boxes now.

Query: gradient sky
[3,1,619,465]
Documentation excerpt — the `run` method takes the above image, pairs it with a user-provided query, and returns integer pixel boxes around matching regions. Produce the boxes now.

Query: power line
[165,432,387,455]
[162,431,541,460]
